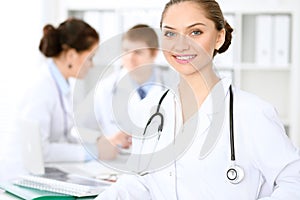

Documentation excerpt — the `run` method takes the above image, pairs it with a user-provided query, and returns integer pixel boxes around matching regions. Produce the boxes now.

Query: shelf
[239,63,291,70]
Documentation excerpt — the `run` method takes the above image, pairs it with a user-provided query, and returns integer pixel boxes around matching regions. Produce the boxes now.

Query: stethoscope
[49,66,68,137]
[142,85,245,184]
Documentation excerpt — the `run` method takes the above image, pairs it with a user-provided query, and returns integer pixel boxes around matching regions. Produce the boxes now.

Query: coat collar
[199,77,232,116]
[198,77,232,159]
[174,77,232,159]
[48,59,70,96]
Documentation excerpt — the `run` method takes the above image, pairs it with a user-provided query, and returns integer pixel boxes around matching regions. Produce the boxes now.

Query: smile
[173,54,197,64]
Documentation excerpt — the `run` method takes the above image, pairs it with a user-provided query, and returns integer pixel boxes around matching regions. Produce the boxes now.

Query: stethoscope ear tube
[142,89,170,137]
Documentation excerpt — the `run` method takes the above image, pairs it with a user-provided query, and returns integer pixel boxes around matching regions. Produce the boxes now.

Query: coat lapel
[198,78,232,159]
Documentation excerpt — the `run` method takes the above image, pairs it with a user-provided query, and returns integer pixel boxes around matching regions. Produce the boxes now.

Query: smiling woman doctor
[95,0,300,199]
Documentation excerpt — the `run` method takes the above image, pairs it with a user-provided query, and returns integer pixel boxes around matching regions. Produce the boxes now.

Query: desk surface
[0,156,130,200]
[0,191,20,200]
[0,191,96,200]
[47,153,130,180]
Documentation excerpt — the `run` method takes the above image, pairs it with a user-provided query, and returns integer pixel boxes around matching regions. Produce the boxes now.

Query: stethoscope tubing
[49,67,68,137]
[229,85,235,161]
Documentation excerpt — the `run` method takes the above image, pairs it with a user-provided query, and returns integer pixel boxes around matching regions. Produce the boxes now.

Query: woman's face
[161,1,225,76]
[72,43,98,79]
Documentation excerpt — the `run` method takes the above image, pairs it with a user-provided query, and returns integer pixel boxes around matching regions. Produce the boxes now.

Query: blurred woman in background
[18,18,127,163]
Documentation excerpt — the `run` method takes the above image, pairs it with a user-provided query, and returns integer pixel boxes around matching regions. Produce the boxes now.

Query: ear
[65,48,78,62]
[215,28,226,50]
[151,49,159,58]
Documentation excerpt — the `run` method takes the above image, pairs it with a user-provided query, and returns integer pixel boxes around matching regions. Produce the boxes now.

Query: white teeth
[176,55,195,60]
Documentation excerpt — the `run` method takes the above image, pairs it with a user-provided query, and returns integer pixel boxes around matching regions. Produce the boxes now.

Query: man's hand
[109,131,132,149]
[97,131,132,160]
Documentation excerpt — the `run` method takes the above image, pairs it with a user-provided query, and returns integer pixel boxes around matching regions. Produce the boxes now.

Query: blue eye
[191,30,202,36]
[164,31,177,38]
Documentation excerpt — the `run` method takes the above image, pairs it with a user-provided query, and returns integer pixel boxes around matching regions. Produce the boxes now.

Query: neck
[178,67,220,122]
[53,58,70,80]
[128,65,153,85]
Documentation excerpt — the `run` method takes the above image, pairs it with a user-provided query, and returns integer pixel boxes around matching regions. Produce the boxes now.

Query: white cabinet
[63,0,300,147]
[216,0,300,147]
[217,12,292,124]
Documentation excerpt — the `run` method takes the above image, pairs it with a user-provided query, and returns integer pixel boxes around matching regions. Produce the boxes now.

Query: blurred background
[0,0,300,165]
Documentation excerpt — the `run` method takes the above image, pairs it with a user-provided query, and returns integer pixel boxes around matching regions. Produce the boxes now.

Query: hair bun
[39,24,61,57]
[43,25,56,36]
[218,20,233,54]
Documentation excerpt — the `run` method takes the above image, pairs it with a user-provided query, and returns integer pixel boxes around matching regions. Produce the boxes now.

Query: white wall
[0,0,66,180]
[0,0,41,155]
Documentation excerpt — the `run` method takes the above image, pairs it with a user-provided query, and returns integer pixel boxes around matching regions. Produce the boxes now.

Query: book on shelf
[273,15,290,65]
[255,15,273,65]
[254,14,291,66]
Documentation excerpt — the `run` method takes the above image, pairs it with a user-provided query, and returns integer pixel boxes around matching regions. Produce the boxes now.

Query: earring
[68,64,72,69]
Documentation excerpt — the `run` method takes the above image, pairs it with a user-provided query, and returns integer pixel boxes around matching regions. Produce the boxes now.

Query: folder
[0,182,75,200]
[273,15,290,65]
[255,15,273,65]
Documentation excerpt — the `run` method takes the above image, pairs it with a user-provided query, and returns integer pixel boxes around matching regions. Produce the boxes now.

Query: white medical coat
[18,59,87,162]
[96,78,300,200]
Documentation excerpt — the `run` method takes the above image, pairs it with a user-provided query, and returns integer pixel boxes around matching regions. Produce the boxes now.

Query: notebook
[13,174,110,197]
[0,182,75,200]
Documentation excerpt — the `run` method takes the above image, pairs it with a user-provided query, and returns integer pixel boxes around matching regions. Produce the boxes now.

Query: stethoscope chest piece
[226,163,244,184]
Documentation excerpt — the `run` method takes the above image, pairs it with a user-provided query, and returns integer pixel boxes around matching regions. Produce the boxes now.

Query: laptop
[15,118,111,196]
[17,118,98,176]
[17,117,47,175]
[17,117,116,176]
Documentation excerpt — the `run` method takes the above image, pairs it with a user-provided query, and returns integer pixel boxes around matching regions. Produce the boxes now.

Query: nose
[123,51,136,63]
[173,35,190,52]
[127,51,135,60]
[121,51,133,69]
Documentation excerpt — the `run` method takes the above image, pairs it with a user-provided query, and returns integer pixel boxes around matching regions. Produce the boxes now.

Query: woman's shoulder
[19,67,56,105]
[28,68,54,92]
[234,87,277,117]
